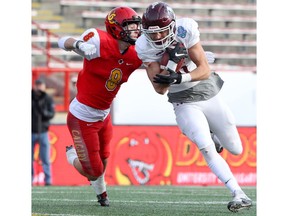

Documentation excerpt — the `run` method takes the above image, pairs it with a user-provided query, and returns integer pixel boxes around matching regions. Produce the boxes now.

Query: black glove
[166,42,187,63]
[153,69,182,84]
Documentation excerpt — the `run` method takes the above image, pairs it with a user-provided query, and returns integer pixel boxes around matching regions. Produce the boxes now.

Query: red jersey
[76,29,142,110]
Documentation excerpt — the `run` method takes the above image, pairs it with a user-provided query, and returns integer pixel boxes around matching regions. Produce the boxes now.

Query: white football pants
[173,93,242,155]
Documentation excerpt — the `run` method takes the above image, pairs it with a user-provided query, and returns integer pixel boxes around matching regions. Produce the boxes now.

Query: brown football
[160,51,185,72]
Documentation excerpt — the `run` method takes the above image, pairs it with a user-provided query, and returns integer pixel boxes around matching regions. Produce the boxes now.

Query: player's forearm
[152,81,170,95]
[147,63,169,94]
[188,64,211,81]
[58,36,80,51]
[64,38,77,50]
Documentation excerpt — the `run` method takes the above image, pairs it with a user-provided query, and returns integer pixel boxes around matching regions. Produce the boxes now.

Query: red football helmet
[105,7,141,45]
[142,2,176,50]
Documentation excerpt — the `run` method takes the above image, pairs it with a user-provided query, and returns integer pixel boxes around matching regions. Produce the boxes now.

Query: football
[160,51,185,72]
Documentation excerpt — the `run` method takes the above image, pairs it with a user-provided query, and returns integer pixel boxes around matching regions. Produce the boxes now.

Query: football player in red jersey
[58,6,142,206]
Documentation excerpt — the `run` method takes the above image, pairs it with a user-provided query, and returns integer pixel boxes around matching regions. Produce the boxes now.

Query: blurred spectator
[32,78,55,186]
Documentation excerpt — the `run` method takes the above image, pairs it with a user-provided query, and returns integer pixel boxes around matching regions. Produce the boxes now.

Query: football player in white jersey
[135,1,252,212]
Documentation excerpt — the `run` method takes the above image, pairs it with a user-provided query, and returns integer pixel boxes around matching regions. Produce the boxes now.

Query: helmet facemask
[121,19,142,45]
[143,21,176,50]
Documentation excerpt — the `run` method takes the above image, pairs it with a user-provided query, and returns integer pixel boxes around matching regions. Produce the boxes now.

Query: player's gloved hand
[153,68,182,84]
[154,67,192,85]
[78,42,97,55]
[166,42,188,63]
[205,51,215,64]
[73,40,96,56]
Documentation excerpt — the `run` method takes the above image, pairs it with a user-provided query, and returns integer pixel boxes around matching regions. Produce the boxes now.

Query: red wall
[32,125,256,186]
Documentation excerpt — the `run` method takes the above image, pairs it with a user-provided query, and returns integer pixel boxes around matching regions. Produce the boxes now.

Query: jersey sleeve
[176,18,200,49]
[135,35,162,63]
[73,28,101,59]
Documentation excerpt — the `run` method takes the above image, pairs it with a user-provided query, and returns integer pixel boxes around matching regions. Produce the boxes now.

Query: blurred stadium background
[31,0,256,187]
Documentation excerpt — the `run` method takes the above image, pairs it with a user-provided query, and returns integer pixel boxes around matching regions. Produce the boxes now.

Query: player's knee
[192,132,215,150]
[83,162,104,179]
[200,144,218,162]
[228,141,243,155]
[101,151,110,159]
[88,175,98,181]
[87,168,104,180]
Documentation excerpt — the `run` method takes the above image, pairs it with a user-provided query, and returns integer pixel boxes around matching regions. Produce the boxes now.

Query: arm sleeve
[58,36,77,51]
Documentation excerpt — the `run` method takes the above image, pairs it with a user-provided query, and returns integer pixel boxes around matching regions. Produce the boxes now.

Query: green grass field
[32,185,256,216]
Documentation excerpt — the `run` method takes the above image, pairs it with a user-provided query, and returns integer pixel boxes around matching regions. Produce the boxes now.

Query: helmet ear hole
[120,31,126,37]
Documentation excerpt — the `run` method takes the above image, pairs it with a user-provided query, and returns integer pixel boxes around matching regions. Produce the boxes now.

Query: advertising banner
[32,125,256,186]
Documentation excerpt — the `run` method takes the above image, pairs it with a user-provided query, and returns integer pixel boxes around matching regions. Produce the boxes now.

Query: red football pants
[67,112,113,177]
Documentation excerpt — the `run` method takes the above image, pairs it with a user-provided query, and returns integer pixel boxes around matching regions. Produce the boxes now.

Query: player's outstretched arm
[58,37,96,56]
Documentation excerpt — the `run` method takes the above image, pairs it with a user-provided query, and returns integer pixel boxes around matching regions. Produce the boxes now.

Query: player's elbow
[202,66,211,79]
[154,85,168,95]
[156,89,166,95]
[203,70,211,79]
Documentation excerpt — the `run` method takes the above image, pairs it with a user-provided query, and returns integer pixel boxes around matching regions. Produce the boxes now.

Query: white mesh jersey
[135,18,201,93]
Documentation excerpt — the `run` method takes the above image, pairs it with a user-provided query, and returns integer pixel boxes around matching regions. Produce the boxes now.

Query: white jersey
[136,17,223,103]
[136,18,201,93]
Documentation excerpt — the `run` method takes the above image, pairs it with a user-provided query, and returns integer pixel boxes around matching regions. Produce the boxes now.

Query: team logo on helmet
[107,12,116,24]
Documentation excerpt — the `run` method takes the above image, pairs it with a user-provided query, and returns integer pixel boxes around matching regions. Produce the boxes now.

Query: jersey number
[83,32,95,41]
[105,68,122,91]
